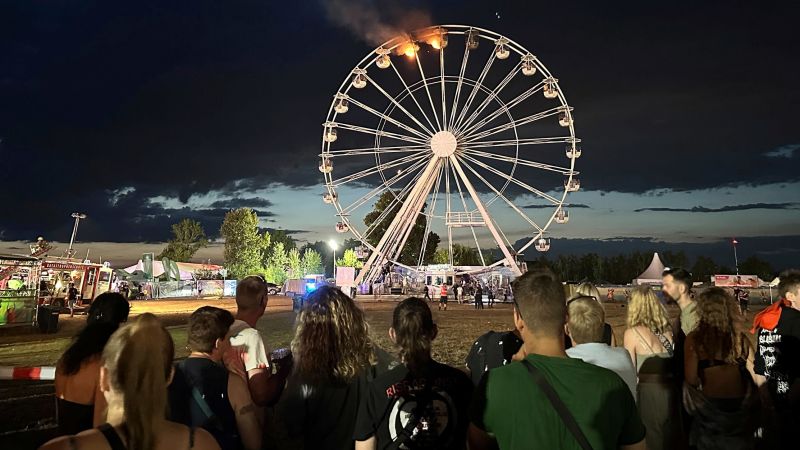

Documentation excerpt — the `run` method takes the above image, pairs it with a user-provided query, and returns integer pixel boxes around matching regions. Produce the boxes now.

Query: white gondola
[565,178,580,192]
[566,145,582,159]
[495,38,510,59]
[334,94,349,114]
[322,192,337,204]
[521,54,537,76]
[555,209,569,224]
[351,69,367,89]
[466,29,480,50]
[544,78,558,99]
[535,238,551,252]
[375,48,391,69]
[559,109,572,127]
[335,222,349,233]
[323,122,337,143]
[319,158,333,174]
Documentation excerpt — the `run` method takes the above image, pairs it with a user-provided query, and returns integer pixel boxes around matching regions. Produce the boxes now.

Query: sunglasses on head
[567,295,597,306]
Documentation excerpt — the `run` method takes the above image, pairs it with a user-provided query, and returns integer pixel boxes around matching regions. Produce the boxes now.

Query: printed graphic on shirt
[385,379,459,449]
[758,327,791,395]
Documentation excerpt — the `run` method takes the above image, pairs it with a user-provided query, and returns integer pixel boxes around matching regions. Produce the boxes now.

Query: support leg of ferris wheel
[449,156,522,277]
[355,157,442,285]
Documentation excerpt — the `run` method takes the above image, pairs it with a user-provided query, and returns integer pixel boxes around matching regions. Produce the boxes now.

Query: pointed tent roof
[633,253,666,285]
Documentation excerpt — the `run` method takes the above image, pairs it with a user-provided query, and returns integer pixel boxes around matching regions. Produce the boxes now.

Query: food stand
[0,254,41,327]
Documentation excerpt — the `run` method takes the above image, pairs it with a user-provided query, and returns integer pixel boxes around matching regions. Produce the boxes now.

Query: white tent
[122,260,194,280]
[633,253,667,285]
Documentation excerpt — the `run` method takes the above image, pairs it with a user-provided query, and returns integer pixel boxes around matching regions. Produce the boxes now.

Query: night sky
[1,1,798,269]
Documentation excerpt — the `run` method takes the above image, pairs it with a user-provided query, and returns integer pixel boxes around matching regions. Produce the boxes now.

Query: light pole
[329,240,338,280]
[67,212,87,258]
[732,238,739,275]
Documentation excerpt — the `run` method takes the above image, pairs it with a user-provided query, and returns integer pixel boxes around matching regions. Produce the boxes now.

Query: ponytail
[392,298,435,374]
[102,313,174,450]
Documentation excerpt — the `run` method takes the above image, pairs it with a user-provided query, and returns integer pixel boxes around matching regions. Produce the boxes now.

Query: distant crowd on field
[37,266,800,450]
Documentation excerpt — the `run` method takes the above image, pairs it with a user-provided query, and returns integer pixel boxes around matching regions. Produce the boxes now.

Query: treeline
[529,250,776,285]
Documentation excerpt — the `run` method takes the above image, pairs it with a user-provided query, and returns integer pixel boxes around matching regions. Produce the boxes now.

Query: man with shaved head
[227,275,291,406]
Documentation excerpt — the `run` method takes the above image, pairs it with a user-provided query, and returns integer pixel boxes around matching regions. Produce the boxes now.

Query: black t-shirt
[465,331,523,386]
[354,360,473,449]
[755,305,800,411]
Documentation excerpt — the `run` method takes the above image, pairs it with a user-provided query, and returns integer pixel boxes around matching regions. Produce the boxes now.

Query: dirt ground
[0,294,770,447]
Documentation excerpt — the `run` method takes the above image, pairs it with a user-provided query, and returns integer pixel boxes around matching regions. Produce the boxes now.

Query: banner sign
[714,274,759,288]
[42,262,86,271]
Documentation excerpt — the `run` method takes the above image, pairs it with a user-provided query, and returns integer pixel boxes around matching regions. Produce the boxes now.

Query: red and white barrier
[0,366,56,380]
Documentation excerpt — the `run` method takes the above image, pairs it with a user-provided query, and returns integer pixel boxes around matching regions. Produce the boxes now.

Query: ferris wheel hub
[430,131,458,158]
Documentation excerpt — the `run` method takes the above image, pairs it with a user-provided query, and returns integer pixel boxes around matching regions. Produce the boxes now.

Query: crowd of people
[37,267,800,449]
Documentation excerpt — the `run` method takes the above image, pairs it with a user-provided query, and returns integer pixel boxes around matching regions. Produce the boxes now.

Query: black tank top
[170,358,241,450]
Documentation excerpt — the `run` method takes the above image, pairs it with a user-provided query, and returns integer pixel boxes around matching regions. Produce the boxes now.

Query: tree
[220,208,262,279]
[451,244,483,266]
[268,229,297,251]
[337,248,364,269]
[691,256,718,283]
[432,249,449,264]
[258,230,272,268]
[739,255,774,280]
[287,248,303,278]
[363,191,439,265]
[158,219,208,262]
[301,248,324,275]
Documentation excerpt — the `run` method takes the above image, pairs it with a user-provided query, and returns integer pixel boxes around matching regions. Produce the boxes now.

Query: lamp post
[67,212,87,258]
[732,238,739,275]
[329,240,338,280]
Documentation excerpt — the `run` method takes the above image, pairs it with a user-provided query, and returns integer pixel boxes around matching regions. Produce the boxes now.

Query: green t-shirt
[470,353,645,450]
[680,301,699,335]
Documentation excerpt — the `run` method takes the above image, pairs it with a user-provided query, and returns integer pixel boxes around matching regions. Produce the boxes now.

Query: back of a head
[392,297,435,373]
[567,298,605,344]
[627,286,670,334]
[235,275,267,311]
[87,292,130,326]
[292,285,374,383]
[511,269,566,337]
[694,287,746,362]
[778,269,800,299]
[102,313,175,450]
[60,322,120,375]
[574,282,601,302]
[188,306,235,353]
[663,267,692,294]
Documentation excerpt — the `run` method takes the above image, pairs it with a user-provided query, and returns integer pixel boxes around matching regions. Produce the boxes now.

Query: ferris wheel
[320,25,581,284]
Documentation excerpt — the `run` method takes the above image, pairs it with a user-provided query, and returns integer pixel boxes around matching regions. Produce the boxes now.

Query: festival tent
[632,253,667,285]
[122,260,194,280]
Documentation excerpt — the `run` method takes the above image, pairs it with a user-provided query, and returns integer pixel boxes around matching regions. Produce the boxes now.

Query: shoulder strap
[520,359,593,450]
[98,423,126,450]
[654,332,674,356]
[188,426,196,449]
[633,328,657,355]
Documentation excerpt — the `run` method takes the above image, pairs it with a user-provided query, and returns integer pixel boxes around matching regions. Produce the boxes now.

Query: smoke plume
[322,0,433,46]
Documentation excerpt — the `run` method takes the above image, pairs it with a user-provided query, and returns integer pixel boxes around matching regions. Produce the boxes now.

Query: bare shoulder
[161,422,220,450]
[193,427,221,450]
[39,430,105,450]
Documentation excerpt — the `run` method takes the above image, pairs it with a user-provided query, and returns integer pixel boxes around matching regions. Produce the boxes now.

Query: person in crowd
[568,282,617,346]
[40,313,219,450]
[423,284,431,302]
[663,268,698,336]
[354,297,473,449]
[683,287,758,449]
[487,284,496,308]
[607,288,615,302]
[169,307,261,450]
[54,293,130,435]
[469,269,645,450]
[474,283,484,310]
[67,282,79,317]
[225,275,291,407]
[278,286,376,450]
[439,283,448,311]
[623,285,680,450]
[752,269,800,447]
[465,328,524,386]
[566,297,638,400]
[738,288,749,314]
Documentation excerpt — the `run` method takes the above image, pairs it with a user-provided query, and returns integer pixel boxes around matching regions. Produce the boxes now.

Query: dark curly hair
[692,287,750,364]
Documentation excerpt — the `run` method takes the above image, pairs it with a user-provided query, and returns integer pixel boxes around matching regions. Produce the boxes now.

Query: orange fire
[400,42,417,58]
[430,38,441,50]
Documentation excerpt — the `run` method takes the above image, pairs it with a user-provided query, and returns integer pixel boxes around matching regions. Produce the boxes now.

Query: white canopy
[633,253,666,285]
[122,260,194,281]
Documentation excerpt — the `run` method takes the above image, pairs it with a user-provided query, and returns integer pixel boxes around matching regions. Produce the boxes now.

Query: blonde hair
[693,287,750,363]
[627,286,671,334]
[574,282,602,302]
[567,298,605,344]
[102,313,174,450]
[291,286,374,383]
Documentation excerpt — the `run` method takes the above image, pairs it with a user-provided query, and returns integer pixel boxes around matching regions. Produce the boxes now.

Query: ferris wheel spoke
[439,47,448,131]
[346,97,431,140]
[390,65,437,134]
[417,161,444,267]
[457,156,545,233]
[362,165,428,240]
[464,106,563,143]
[454,61,521,136]
[413,48,443,131]
[365,72,436,136]
[463,148,576,175]
[453,50,497,131]
[334,122,428,145]
[447,42,471,131]
[444,158,453,264]
[459,81,544,137]
[330,153,427,187]
[340,156,430,215]
[460,153,561,204]
[448,160,487,266]
[461,136,574,150]
[324,143,428,157]
[391,159,443,261]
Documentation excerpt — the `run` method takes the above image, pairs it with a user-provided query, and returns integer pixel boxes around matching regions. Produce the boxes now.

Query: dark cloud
[208,198,273,209]
[523,203,591,209]
[634,203,799,213]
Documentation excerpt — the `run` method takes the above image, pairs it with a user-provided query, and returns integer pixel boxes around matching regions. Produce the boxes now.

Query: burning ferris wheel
[319,25,581,284]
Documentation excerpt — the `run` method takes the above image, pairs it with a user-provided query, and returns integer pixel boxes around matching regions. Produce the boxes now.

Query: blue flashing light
[305,282,317,293]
